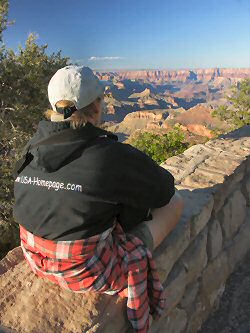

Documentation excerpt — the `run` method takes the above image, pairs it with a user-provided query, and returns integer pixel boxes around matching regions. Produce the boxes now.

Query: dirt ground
[199,250,250,333]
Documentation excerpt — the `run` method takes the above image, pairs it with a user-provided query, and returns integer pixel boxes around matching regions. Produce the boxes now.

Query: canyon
[97,68,250,142]
[97,68,250,83]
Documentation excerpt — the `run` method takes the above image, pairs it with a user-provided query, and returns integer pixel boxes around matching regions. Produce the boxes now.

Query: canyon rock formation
[97,68,250,83]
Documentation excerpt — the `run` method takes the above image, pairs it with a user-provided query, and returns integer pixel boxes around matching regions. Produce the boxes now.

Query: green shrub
[212,78,250,130]
[130,126,189,164]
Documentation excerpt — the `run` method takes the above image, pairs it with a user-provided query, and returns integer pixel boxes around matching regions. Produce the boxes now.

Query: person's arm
[120,142,175,208]
[97,142,176,209]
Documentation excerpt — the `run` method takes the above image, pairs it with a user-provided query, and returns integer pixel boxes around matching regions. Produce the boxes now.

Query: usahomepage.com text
[15,176,82,192]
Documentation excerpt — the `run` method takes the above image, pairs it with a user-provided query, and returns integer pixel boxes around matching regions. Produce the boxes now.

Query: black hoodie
[13,120,175,240]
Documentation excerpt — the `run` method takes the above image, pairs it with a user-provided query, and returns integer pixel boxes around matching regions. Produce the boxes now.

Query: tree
[0,0,13,42]
[0,0,69,250]
[0,33,69,130]
[212,78,250,129]
[130,125,189,164]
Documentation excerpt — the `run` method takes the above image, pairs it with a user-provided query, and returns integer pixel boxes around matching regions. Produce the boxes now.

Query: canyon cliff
[97,68,250,83]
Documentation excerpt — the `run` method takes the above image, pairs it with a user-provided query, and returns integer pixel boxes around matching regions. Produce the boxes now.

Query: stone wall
[0,125,249,333]
[151,125,250,333]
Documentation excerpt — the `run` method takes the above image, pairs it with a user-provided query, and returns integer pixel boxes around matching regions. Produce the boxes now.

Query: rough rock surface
[0,248,130,333]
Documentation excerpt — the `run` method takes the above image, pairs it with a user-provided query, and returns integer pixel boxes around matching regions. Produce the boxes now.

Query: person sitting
[13,65,184,333]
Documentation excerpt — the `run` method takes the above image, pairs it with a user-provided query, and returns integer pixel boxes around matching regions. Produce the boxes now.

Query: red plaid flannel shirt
[20,221,166,333]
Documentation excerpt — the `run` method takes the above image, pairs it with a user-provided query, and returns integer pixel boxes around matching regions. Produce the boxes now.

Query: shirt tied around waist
[20,221,166,333]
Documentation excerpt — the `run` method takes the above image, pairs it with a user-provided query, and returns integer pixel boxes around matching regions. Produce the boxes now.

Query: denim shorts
[129,222,154,253]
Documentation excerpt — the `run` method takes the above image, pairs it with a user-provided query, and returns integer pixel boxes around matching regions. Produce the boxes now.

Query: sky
[4,0,250,70]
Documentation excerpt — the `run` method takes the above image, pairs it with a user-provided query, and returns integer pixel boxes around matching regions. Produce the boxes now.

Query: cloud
[89,56,124,61]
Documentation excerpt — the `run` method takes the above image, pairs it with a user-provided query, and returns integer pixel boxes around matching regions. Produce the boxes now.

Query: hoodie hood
[18,120,118,173]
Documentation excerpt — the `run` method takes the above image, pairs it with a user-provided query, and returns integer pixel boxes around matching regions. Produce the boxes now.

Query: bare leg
[145,190,184,249]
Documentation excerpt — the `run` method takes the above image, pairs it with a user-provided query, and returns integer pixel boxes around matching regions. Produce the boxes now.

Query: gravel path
[199,251,250,333]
